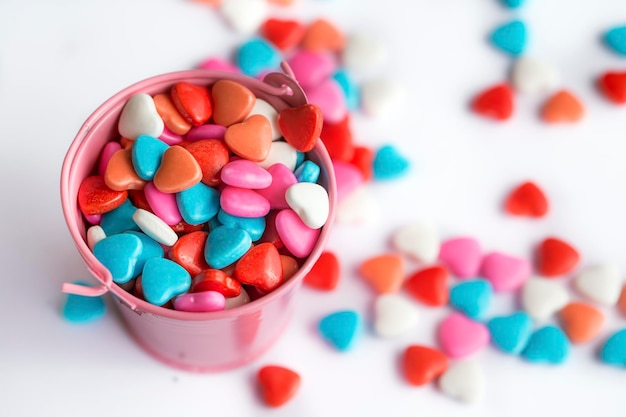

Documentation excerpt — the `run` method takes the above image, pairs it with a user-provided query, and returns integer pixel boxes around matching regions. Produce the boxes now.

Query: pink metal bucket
[60,69,336,372]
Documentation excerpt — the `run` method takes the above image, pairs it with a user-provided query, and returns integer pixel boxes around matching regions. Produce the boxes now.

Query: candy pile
[75,77,332,312]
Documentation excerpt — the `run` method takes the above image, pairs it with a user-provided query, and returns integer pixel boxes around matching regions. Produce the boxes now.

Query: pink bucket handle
[62,282,110,297]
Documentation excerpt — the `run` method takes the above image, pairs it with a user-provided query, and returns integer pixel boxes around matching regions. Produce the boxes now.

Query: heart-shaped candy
[304,78,347,123]
[220,186,270,218]
[318,310,362,351]
[599,328,626,367]
[172,291,225,312]
[504,181,549,217]
[335,186,379,224]
[449,279,493,320]
[235,242,283,293]
[236,37,281,76]
[257,365,301,408]
[285,182,329,229]
[490,20,527,56]
[249,99,281,140]
[218,210,266,242]
[144,182,182,226]
[487,311,533,355]
[404,265,449,307]
[320,114,354,162]
[141,258,191,306]
[131,134,169,181]
[153,93,192,135]
[132,208,179,246]
[333,70,361,111]
[541,90,584,123]
[176,182,220,225]
[604,25,626,56]
[118,93,164,139]
[104,148,147,191]
[372,144,411,181]
[258,141,298,171]
[99,199,139,236]
[275,208,320,258]
[98,141,122,177]
[62,281,107,323]
[294,160,320,183]
[205,225,252,269]
[333,160,364,202]
[437,312,490,358]
[126,231,165,277]
[511,56,559,94]
[221,0,269,35]
[78,175,128,216]
[280,255,299,281]
[374,294,420,338]
[261,18,306,51]
[439,360,485,404]
[225,287,251,309]
[168,231,210,277]
[225,114,272,161]
[192,268,242,298]
[254,165,296,211]
[342,32,387,73]
[481,251,531,293]
[300,18,345,52]
[358,253,405,294]
[86,225,106,251]
[287,50,336,89]
[392,221,440,264]
[559,302,605,344]
[521,277,570,321]
[574,264,623,306]
[598,71,626,104]
[303,251,340,291]
[153,145,202,193]
[535,236,580,277]
[471,83,514,121]
[438,237,482,279]
[183,139,230,187]
[521,325,570,364]
[93,233,143,284]
[402,345,449,386]
[170,81,213,126]
[221,159,273,189]
[277,104,323,152]
[211,80,256,127]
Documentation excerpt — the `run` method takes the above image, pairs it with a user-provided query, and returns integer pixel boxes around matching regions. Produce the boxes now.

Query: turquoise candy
[332,69,360,110]
[318,310,362,351]
[295,151,305,168]
[204,225,252,269]
[490,20,527,56]
[521,325,570,364]
[141,258,191,306]
[176,182,220,225]
[449,279,493,320]
[217,209,266,242]
[499,0,526,9]
[93,233,143,284]
[125,231,164,277]
[372,144,410,180]
[487,311,533,355]
[100,199,139,235]
[131,134,169,180]
[599,328,626,367]
[237,37,282,77]
[62,281,106,324]
[294,160,321,183]
[604,26,626,56]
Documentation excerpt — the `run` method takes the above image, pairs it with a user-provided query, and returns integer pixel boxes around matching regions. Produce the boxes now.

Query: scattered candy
[599,328,626,368]
[481,251,530,292]
[374,294,420,338]
[318,310,362,351]
[521,325,570,365]
[404,265,449,307]
[342,32,387,73]
[558,301,605,344]
[392,221,440,264]
[598,71,626,104]
[257,365,301,407]
[471,83,514,121]
[438,360,485,404]
[490,20,527,56]
[402,345,449,386]
[511,56,559,94]
[504,181,549,217]
[437,312,490,358]
[487,311,533,355]
[334,186,379,224]
[221,0,269,34]
[372,144,411,181]
[303,251,340,291]
[360,78,405,118]
[574,264,623,306]
[603,25,626,56]
[541,90,585,123]
[521,277,569,321]
[237,37,281,76]
[358,253,405,294]
[62,281,106,323]
[619,284,626,317]
[449,279,493,320]
[438,237,482,279]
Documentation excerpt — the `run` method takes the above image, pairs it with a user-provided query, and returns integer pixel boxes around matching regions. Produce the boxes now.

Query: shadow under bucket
[60,69,337,372]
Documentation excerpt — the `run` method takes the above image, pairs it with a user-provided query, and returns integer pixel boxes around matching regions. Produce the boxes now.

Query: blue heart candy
[372,144,411,181]
[93,233,143,284]
[449,279,493,319]
[217,209,266,242]
[141,258,191,306]
[62,281,106,324]
[294,160,321,184]
[237,37,282,77]
[521,325,570,364]
[204,225,252,269]
[599,328,626,367]
[490,20,528,56]
[318,310,362,351]
[604,26,626,57]
[176,182,220,225]
[126,231,164,277]
[332,69,360,110]
[131,135,169,180]
[499,0,525,9]
[100,199,139,235]
[487,311,533,355]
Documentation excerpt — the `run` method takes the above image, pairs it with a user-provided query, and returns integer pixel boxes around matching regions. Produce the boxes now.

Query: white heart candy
[220,0,268,34]
[249,99,281,141]
[521,276,569,321]
[87,225,106,251]
[511,56,560,94]
[574,264,623,306]
[335,186,379,225]
[360,78,406,118]
[439,360,484,404]
[342,32,387,74]
[374,294,420,338]
[392,221,440,264]
[257,141,298,171]
[225,287,251,309]
[132,209,178,247]
[118,93,164,139]
[285,182,329,229]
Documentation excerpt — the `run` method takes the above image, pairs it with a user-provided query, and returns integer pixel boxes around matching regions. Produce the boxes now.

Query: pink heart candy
[303,78,347,123]
[173,291,226,312]
[256,164,297,209]
[287,50,337,89]
[437,312,490,358]
[275,208,320,258]
[159,126,185,145]
[438,237,482,279]
[144,182,182,226]
[333,160,364,202]
[481,251,531,293]
[98,141,122,177]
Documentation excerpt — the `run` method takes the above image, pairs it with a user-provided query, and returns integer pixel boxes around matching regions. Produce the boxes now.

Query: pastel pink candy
[173,290,226,312]
[255,163,297,209]
[438,237,482,279]
[84,213,102,225]
[275,209,320,258]
[304,78,347,123]
[144,182,182,226]
[159,126,184,145]
[481,251,531,292]
[98,141,122,177]
[185,124,227,142]
[333,160,364,202]
[287,50,337,89]
[197,57,240,73]
[220,186,270,218]
[221,160,273,189]
[437,312,490,358]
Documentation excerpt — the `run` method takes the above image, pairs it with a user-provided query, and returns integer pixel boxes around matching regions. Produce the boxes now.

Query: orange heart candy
[153,93,192,135]
[211,80,256,127]
[541,90,584,123]
[224,114,272,161]
[559,301,605,344]
[104,148,147,191]
[358,253,404,294]
[300,18,345,52]
[153,145,202,193]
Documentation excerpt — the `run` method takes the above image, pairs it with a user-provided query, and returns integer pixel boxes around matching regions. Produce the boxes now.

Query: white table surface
[1,1,625,416]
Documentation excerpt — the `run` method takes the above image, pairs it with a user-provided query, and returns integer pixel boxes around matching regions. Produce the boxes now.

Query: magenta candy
[186,124,227,142]
[220,186,271,218]
[275,208,321,258]
[287,50,337,89]
[332,160,364,202]
[98,141,122,177]
[84,213,102,225]
[159,126,185,145]
[173,291,226,312]
[197,57,240,73]
[144,182,183,226]
[221,159,273,189]
[256,163,297,209]
[304,78,347,123]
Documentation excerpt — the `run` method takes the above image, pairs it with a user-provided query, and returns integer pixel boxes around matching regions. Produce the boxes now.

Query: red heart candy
[535,237,580,278]
[78,175,128,215]
[171,82,213,126]
[349,145,374,182]
[128,189,152,212]
[181,139,230,186]
[471,83,514,121]
[303,251,340,291]
[170,220,206,234]
[257,365,301,407]
[402,345,448,386]
[320,114,354,162]
[504,181,549,217]
[261,18,306,51]
[191,268,242,298]
[168,231,210,277]
[404,265,449,307]
[598,71,626,104]
[235,243,284,293]
[541,90,584,123]
[277,104,323,152]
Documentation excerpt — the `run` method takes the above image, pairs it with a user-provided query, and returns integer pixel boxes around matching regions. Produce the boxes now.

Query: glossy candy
[225,114,272,161]
[173,291,225,312]
[176,182,220,225]
[258,141,298,171]
[118,93,164,139]
[133,209,179,246]
[319,115,354,162]
[104,148,147,191]
[220,186,270,218]
[221,160,272,189]
[141,258,191,306]
[285,182,329,229]
[211,79,256,126]
[153,145,202,193]
[217,210,266,241]
[275,209,320,258]
[78,176,127,216]
[62,281,106,323]
[171,82,213,126]
[192,269,241,297]
[205,225,252,269]
[277,104,323,152]
[144,182,182,226]
[235,243,284,293]
[304,78,347,123]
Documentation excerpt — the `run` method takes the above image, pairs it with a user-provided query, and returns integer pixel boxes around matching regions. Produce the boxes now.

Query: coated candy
[332,70,360,110]
[373,294,420,338]
[604,25,626,56]
[449,279,493,320]
[402,345,448,386]
[176,182,220,224]
[490,20,527,56]
[404,266,449,307]
[287,50,336,89]
[225,114,272,161]
[471,83,514,121]
[358,253,404,294]
[574,264,623,306]
[275,208,320,258]
[620,284,626,317]
[127,231,165,277]
[153,145,202,193]
[439,360,484,404]
[104,148,147,191]
[86,225,106,251]
[205,225,252,269]
[285,182,329,229]
[521,325,570,364]
[487,311,533,355]
[277,104,323,152]
[304,78,347,123]
[93,233,143,284]
[62,281,106,324]
[211,80,255,126]
[335,186,379,224]
[257,365,301,408]
[360,78,405,118]
[78,176,127,216]
[168,231,210,277]
[480,251,530,293]
[535,237,580,278]
[249,99,281,140]
[100,199,139,235]
[499,0,525,8]
[541,90,584,123]
[342,32,387,73]
[392,221,440,264]
[598,71,626,104]
[144,182,182,226]
[319,114,354,162]
[141,258,191,306]
[372,144,410,181]
[437,313,490,358]
[303,251,340,291]
[236,37,281,76]
[118,93,164,139]
[511,56,559,94]
[185,124,227,142]
[318,310,362,351]
[300,18,345,52]
[258,141,298,171]
[220,186,270,218]
[192,269,241,297]
[333,160,364,202]
[171,82,213,126]
[235,242,284,293]
[521,277,569,321]
[261,18,306,51]
[183,139,230,186]
[504,181,549,217]
[173,291,225,312]
[221,0,268,34]
[439,237,482,279]
[599,328,626,367]
[294,160,320,183]
[153,93,192,135]
[559,302,605,344]
[221,159,273,189]
[225,287,251,309]
[280,255,299,281]
[132,208,179,246]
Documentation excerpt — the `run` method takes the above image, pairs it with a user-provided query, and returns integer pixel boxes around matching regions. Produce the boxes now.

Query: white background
[1,0,625,416]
